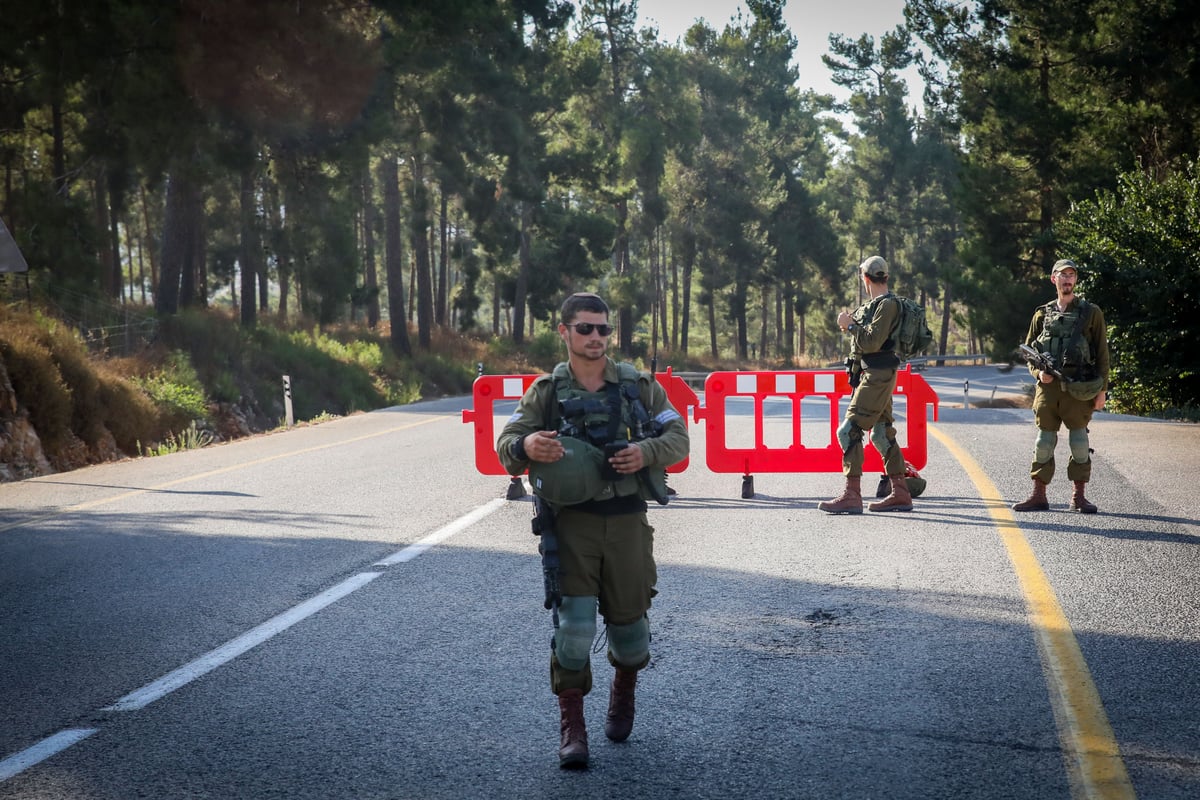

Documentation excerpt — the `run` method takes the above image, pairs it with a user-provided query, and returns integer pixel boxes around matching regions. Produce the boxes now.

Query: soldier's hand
[524,430,564,462]
[608,442,645,474]
[837,310,853,331]
[1093,389,1107,411]
[1038,370,1054,384]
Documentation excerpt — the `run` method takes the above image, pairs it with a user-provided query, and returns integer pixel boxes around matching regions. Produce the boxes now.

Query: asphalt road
[1,366,1197,799]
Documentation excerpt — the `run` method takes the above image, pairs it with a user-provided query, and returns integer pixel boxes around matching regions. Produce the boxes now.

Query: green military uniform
[1023,296,1109,483]
[841,293,905,478]
[496,357,689,695]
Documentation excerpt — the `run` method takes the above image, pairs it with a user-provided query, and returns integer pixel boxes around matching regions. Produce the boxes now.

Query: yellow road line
[929,424,1135,800]
[0,416,448,534]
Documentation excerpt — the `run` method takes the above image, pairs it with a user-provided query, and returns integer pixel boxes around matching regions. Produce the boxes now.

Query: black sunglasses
[565,322,613,336]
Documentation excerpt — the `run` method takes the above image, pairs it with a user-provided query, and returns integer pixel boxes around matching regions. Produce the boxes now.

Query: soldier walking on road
[496,292,690,769]
[819,256,914,514]
[1012,259,1109,513]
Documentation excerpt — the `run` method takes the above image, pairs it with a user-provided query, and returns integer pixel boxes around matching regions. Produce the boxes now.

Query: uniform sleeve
[854,297,901,354]
[1023,309,1045,379]
[496,378,551,476]
[1089,305,1110,388]
[636,377,690,467]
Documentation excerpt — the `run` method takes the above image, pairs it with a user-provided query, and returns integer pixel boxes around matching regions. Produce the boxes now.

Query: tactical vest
[853,293,898,349]
[1034,300,1096,379]
[548,362,669,505]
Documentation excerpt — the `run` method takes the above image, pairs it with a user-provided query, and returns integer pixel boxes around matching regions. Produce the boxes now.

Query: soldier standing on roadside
[818,256,914,514]
[1012,259,1109,513]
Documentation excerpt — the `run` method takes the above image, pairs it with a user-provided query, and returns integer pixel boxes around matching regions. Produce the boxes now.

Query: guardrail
[906,354,991,369]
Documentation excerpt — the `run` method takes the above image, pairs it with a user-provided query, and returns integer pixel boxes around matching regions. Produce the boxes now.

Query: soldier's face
[560,311,610,361]
[1053,268,1077,295]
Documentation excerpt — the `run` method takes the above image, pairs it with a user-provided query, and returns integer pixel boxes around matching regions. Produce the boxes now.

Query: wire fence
[1,272,158,357]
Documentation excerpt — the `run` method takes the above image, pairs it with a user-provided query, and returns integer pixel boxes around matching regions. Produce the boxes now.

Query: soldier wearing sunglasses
[497,292,690,769]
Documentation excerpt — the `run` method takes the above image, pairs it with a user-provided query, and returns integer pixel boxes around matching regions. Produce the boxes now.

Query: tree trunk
[615,198,632,353]
[136,231,146,304]
[139,184,159,299]
[156,170,188,314]
[381,155,411,357]
[362,166,380,329]
[512,201,531,345]
[758,285,769,363]
[180,181,202,308]
[265,172,290,321]
[238,160,259,328]
[680,238,693,357]
[939,283,952,366]
[707,291,718,360]
[437,188,448,327]
[408,155,433,349]
[93,176,115,297]
[109,195,123,303]
[784,281,796,364]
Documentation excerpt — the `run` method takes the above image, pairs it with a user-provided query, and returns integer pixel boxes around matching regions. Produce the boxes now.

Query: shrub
[95,368,162,454]
[0,332,73,450]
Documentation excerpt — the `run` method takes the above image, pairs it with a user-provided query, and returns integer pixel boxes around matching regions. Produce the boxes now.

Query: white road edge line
[0,728,99,782]
[374,497,507,566]
[102,571,382,712]
[1,497,510,783]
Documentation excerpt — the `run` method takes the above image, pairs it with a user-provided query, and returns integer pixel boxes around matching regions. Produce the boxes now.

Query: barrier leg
[506,476,527,500]
[741,475,755,499]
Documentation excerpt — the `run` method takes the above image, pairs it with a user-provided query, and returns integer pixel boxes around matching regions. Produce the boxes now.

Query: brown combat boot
[557,688,588,769]
[868,475,914,512]
[1070,481,1098,514]
[1012,478,1050,512]
[604,667,638,742]
[818,476,863,514]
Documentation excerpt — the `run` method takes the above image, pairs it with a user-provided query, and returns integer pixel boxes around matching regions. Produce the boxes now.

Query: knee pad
[836,418,864,453]
[606,616,650,670]
[1034,430,1057,464]
[554,595,597,672]
[869,422,893,457]
[1068,428,1091,463]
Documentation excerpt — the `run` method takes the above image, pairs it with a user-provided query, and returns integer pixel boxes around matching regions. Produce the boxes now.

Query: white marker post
[283,375,294,427]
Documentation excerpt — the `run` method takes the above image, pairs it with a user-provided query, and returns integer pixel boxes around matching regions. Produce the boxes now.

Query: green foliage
[135,350,210,423]
[140,422,215,457]
[1055,163,1200,416]
[300,327,385,372]
[525,330,565,370]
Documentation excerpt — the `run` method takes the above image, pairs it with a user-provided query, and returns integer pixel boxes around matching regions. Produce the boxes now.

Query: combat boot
[818,476,863,514]
[604,667,638,742]
[557,688,588,768]
[868,475,913,512]
[1012,479,1050,512]
[1070,481,1097,514]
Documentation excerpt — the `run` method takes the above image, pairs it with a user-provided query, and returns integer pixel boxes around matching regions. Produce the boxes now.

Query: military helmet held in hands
[528,438,607,505]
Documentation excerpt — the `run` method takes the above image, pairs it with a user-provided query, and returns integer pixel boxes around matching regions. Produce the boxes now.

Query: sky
[633,0,918,105]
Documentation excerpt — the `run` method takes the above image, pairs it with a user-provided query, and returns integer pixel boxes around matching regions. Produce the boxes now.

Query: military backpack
[893,296,935,361]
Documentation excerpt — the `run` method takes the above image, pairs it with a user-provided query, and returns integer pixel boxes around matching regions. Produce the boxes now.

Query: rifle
[1018,344,1064,381]
[844,356,862,389]
[531,495,561,619]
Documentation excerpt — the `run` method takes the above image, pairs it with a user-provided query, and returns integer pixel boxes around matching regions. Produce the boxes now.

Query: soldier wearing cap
[819,256,914,514]
[496,292,689,769]
[1012,259,1109,513]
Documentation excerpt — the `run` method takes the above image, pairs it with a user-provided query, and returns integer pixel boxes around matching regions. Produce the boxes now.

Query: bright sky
[635,0,918,104]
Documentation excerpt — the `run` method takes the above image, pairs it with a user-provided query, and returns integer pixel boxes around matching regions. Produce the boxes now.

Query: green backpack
[893,296,935,360]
